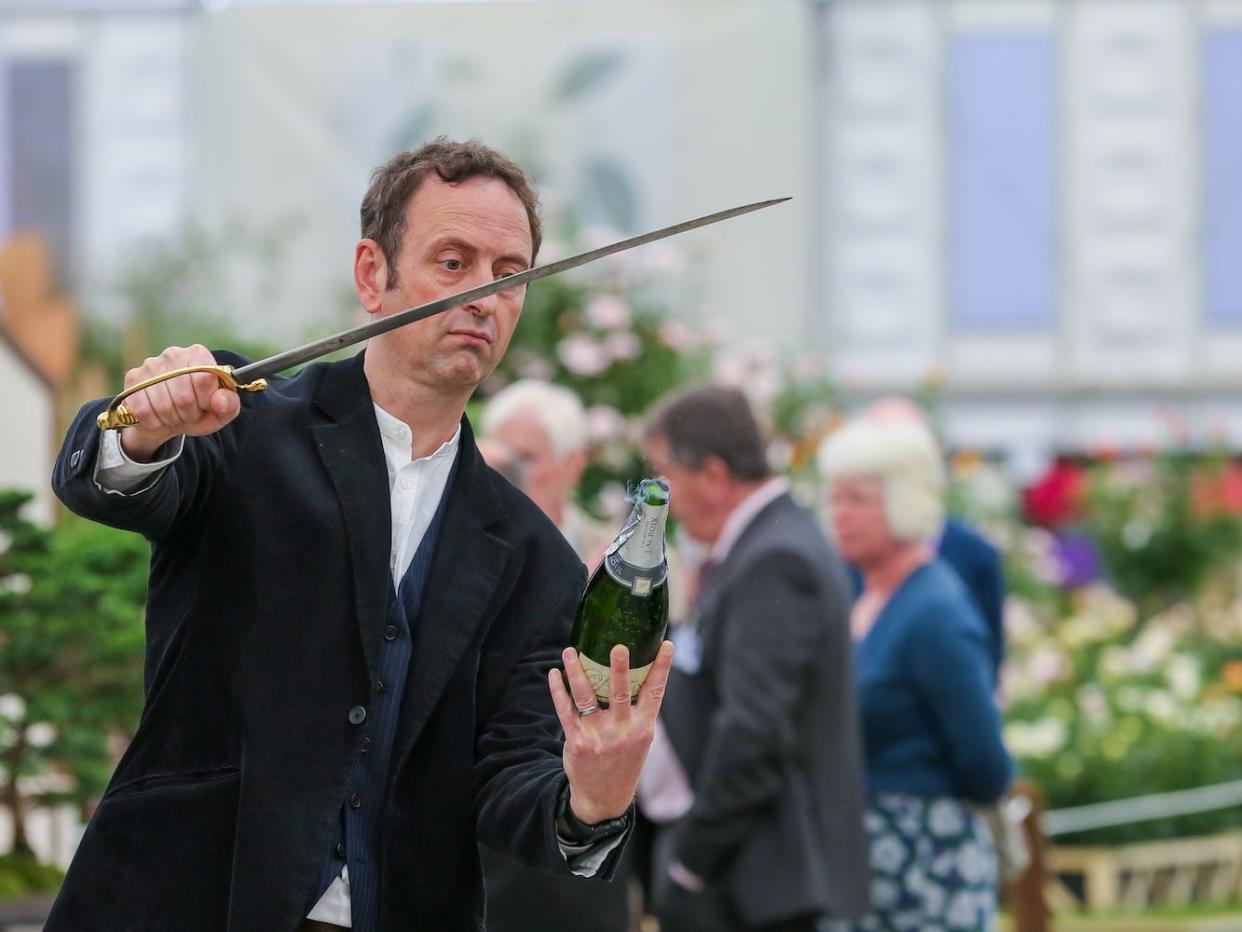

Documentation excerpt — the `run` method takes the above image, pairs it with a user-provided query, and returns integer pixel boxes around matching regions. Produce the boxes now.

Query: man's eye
[443,259,464,272]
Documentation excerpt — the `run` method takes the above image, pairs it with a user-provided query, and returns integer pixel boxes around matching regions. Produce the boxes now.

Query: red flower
[1023,460,1086,529]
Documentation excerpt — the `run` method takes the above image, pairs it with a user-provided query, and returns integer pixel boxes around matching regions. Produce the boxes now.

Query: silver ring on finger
[576,702,598,717]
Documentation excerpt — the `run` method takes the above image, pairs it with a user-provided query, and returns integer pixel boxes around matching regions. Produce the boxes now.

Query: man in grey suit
[640,386,869,932]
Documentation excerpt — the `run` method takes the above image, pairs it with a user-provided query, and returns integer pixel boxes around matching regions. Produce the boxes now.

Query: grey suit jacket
[660,491,869,926]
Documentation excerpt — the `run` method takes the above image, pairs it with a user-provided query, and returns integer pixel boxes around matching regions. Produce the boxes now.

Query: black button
[360,737,372,753]
[348,706,367,725]
[350,793,362,809]
[383,625,398,641]
[335,841,346,858]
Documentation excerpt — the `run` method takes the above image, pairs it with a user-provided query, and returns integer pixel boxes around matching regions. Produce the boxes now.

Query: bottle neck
[616,501,668,570]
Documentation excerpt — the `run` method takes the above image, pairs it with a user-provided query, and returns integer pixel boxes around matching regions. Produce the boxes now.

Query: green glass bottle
[570,478,671,706]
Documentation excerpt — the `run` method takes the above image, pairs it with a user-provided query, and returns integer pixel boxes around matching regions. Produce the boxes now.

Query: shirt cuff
[557,830,627,878]
[93,430,185,495]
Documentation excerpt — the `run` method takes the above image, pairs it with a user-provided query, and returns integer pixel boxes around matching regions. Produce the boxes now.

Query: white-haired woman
[818,416,1012,932]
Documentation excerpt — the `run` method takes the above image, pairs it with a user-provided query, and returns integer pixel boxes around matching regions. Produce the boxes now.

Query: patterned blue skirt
[822,793,997,932]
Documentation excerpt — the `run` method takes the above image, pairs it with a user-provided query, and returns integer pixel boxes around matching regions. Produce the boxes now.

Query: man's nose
[463,274,501,317]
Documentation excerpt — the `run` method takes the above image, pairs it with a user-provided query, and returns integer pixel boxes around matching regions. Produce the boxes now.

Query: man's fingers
[191,370,219,411]
[547,668,578,735]
[167,374,203,423]
[609,644,633,716]
[148,381,182,431]
[637,640,674,718]
[211,388,240,421]
[561,648,601,713]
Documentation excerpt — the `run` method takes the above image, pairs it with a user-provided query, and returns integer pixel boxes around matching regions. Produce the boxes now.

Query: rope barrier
[1043,779,1242,836]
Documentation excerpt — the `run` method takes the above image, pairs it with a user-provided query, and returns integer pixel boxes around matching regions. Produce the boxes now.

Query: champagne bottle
[570,478,671,706]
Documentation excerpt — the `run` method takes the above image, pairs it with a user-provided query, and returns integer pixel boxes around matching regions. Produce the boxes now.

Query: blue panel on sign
[949,33,1057,330]
[1204,30,1242,325]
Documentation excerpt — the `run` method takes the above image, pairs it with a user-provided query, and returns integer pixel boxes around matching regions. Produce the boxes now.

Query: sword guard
[96,364,268,432]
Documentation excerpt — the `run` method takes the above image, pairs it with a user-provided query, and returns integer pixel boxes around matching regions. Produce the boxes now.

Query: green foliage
[0,853,64,899]
[0,491,148,841]
[1002,586,1242,845]
[1084,453,1242,613]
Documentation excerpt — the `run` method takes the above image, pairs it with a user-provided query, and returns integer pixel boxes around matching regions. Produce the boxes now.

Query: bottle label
[603,550,668,596]
[578,652,654,703]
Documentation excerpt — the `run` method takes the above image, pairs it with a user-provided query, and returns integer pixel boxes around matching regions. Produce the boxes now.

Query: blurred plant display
[0,492,147,865]
[954,454,1242,844]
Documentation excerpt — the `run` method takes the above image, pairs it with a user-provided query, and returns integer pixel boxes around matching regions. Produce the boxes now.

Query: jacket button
[383,625,398,641]
[335,841,346,858]
[350,793,362,809]
[348,706,367,725]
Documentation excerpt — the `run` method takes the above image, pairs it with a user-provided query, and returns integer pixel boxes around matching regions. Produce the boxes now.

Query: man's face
[492,408,583,523]
[643,434,721,545]
[371,174,533,391]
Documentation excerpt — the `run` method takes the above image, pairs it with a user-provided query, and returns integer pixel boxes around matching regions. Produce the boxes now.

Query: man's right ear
[354,239,388,314]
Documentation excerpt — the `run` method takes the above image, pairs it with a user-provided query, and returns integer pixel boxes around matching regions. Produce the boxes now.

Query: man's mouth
[449,329,492,348]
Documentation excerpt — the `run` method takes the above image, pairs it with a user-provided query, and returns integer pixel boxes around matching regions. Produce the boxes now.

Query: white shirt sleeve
[557,830,627,878]
[93,430,185,495]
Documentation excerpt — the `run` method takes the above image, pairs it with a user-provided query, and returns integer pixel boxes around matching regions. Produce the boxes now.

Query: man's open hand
[548,641,674,825]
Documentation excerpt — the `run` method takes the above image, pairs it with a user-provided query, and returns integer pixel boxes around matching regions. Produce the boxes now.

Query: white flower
[518,357,554,380]
[603,331,640,361]
[0,695,26,723]
[585,295,632,331]
[713,351,749,386]
[585,405,626,444]
[658,320,694,351]
[1122,519,1153,550]
[1028,649,1066,685]
[1130,626,1175,672]
[1004,717,1067,756]
[0,574,30,595]
[1099,646,1130,681]
[595,483,631,521]
[24,723,55,748]
[556,335,609,376]
[1166,654,1201,700]
[1078,686,1111,726]
[1143,690,1178,723]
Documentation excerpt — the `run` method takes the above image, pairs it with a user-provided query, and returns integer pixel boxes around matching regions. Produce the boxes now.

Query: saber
[97,196,791,431]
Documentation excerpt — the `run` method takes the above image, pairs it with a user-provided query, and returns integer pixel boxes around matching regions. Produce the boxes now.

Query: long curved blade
[232,196,790,383]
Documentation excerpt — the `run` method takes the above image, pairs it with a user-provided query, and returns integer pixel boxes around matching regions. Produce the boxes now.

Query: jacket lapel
[394,419,512,764]
[311,353,391,683]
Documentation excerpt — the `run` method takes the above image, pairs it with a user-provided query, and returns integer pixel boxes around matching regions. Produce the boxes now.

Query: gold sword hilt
[96,365,268,431]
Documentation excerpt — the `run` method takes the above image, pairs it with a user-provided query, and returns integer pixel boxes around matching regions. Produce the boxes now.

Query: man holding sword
[49,139,682,931]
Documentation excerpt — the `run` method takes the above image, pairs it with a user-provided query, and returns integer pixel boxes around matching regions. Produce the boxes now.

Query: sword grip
[96,365,268,431]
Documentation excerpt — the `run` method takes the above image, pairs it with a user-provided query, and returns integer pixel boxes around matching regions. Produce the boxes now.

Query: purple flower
[1053,532,1102,588]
